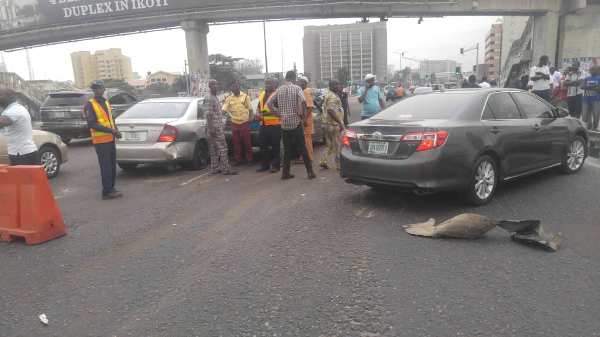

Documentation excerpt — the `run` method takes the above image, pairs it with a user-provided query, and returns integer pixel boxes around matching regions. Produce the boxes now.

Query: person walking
[84,80,122,200]
[564,61,587,119]
[478,76,491,88]
[206,79,238,176]
[319,80,345,171]
[358,74,385,120]
[267,71,316,180]
[462,75,480,88]
[582,66,600,130]
[0,89,39,165]
[222,80,253,165]
[298,76,315,162]
[529,55,552,102]
[256,78,281,173]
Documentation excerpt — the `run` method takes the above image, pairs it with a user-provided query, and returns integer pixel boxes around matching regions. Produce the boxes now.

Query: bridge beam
[532,9,560,67]
[181,20,210,79]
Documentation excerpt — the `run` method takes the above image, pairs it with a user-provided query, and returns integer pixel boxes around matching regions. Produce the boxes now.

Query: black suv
[40,89,137,143]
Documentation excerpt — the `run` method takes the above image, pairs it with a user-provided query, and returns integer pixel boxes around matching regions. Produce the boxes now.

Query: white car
[413,86,434,95]
[0,130,69,178]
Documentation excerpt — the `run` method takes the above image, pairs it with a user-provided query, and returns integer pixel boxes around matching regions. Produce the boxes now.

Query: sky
[1,16,500,82]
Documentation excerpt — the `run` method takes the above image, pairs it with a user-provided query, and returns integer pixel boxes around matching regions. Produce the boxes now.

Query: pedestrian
[84,80,122,200]
[462,75,479,88]
[358,74,385,120]
[341,87,350,126]
[256,77,281,173]
[479,76,491,88]
[297,76,315,162]
[206,79,238,176]
[564,61,587,119]
[520,74,530,91]
[395,83,406,99]
[222,80,253,165]
[267,70,316,180]
[0,88,39,165]
[508,71,522,89]
[319,80,345,171]
[582,66,600,130]
[529,55,552,101]
[550,66,563,104]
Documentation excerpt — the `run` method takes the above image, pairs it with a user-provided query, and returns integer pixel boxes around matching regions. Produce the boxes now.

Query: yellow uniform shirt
[222,92,252,124]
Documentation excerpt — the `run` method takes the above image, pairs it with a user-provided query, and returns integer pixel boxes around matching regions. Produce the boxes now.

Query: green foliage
[336,67,350,84]
[209,54,245,90]
[101,78,135,94]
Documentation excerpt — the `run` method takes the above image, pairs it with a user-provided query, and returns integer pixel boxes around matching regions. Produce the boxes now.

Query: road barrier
[0,165,67,245]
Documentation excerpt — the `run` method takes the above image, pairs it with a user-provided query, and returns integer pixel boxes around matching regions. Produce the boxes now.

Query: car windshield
[119,101,190,119]
[43,93,88,106]
[372,93,476,120]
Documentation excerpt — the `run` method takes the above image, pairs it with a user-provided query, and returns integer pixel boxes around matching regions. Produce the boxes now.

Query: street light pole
[263,19,269,74]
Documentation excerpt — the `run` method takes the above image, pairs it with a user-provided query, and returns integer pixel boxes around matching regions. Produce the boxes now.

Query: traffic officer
[255,77,281,173]
[85,80,123,200]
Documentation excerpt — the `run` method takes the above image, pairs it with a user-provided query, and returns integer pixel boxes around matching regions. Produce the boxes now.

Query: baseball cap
[298,75,309,83]
[365,74,376,81]
[90,80,105,89]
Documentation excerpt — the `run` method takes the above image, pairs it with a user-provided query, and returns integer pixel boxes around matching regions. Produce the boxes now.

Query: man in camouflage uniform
[206,79,238,175]
[320,80,345,171]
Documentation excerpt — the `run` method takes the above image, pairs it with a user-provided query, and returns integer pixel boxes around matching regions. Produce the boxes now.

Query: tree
[209,54,245,90]
[101,78,135,94]
[172,75,188,93]
[336,67,350,85]
[235,59,263,75]
[401,67,411,85]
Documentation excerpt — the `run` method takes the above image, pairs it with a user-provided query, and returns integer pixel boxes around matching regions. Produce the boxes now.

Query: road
[2,99,600,337]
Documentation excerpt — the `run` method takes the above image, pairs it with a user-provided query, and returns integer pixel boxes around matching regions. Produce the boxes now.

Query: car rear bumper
[340,147,466,191]
[41,121,90,139]
[116,141,194,164]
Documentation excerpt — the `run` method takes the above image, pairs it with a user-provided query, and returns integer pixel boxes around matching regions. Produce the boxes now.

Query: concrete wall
[558,4,600,70]
[500,16,529,74]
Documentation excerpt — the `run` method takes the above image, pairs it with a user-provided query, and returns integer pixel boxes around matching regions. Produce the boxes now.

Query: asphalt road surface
[2,99,600,337]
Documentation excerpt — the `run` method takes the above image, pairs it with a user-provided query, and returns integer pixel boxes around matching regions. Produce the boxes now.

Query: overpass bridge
[0,0,576,80]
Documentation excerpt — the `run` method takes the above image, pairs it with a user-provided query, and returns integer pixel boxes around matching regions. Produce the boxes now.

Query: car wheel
[465,155,498,206]
[561,135,586,174]
[186,141,209,170]
[39,145,61,179]
[118,163,138,172]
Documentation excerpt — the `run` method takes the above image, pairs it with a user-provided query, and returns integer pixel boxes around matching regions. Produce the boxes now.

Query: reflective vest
[89,98,115,145]
[258,90,280,126]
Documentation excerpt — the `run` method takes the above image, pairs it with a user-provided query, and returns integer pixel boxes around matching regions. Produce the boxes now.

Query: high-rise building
[71,48,133,88]
[303,22,387,85]
[485,21,503,81]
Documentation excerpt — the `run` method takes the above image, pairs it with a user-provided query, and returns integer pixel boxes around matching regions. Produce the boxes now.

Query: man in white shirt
[478,76,491,88]
[529,55,552,102]
[0,89,39,165]
[564,61,588,119]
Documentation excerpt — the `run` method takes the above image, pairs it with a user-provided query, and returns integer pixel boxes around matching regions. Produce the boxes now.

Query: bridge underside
[0,0,556,51]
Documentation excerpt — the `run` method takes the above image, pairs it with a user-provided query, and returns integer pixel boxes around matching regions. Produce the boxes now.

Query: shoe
[223,171,239,175]
[102,190,123,200]
[256,166,270,172]
[308,171,316,179]
[281,173,295,180]
[320,162,329,170]
[270,167,280,173]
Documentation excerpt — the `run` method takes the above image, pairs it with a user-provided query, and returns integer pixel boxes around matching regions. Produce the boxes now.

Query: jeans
[567,95,583,119]
[583,100,600,130]
[95,141,117,196]
[533,89,551,102]
[231,121,253,163]
[8,151,40,165]
[281,125,313,175]
[258,125,281,169]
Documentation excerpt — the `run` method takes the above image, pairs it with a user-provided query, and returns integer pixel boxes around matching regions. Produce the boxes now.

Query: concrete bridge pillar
[532,8,560,67]
[181,20,210,78]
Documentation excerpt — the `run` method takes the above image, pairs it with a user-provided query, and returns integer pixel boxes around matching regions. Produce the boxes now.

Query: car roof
[139,97,200,103]
[48,88,131,97]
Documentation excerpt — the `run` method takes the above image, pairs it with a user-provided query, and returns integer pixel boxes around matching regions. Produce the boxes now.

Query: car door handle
[490,126,501,134]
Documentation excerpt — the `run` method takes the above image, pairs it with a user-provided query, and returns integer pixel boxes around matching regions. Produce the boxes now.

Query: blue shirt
[583,75,600,103]
[358,85,384,118]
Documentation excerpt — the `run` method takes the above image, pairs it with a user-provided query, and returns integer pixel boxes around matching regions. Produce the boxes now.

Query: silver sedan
[115,97,210,171]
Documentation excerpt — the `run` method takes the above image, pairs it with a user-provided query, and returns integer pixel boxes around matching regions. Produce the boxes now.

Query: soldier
[206,79,238,176]
[320,80,345,171]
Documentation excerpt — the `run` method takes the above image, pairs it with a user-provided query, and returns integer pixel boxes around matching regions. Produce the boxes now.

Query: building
[303,21,387,86]
[146,71,180,87]
[485,21,503,81]
[71,48,133,88]
[419,60,458,76]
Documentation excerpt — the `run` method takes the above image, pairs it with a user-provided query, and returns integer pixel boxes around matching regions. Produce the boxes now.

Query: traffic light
[460,48,464,55]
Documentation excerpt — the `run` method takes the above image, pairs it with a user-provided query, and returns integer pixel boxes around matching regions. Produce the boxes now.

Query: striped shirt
[267,82,306,130]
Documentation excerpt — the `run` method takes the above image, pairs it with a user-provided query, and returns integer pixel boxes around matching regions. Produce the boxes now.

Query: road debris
[39,313,48,325]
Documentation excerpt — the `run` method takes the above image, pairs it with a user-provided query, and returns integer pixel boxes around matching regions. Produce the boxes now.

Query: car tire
[186,141,209,170]
[118,163,138,172]
[39,145,61,179]
[465,155,498,206]
[561,135,586,174]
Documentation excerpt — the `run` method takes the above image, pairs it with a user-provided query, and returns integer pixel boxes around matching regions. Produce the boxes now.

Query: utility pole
[184,59,190,95]
[263,20,269,74]
[25,48,34,80]
[460,43,480,75]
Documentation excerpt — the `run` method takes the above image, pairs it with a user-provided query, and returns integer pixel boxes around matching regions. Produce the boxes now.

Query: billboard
[0,0,248,33]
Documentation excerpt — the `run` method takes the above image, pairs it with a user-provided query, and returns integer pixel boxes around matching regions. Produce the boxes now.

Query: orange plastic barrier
[0,165,67,245]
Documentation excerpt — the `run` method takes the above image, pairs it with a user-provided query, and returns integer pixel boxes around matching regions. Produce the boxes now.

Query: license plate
[123,131,146,141]
[50,111,66,118]
[368,141,389,155]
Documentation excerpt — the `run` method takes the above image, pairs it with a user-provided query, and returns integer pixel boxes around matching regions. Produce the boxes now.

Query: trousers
[259,125,281,169]
[282,125,312,175]
[567,94,583,119]
[231,121,253,162]
[583,100,600,130]
[95,142,117,196]
[208,128,230,173]
[320,125,342,170]
[9,151,40,165]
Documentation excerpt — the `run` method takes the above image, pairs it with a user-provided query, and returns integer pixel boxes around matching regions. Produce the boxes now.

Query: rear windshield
[373,93,477,120]
[119,101,190,119]
[43,93,88,107]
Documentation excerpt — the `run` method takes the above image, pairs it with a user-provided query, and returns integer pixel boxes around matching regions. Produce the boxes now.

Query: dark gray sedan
[340,88,588,205]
